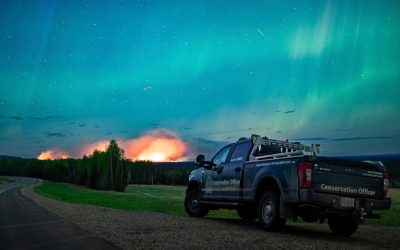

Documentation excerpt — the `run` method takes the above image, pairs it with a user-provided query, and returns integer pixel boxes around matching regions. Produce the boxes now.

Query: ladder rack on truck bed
[248,134,320,162]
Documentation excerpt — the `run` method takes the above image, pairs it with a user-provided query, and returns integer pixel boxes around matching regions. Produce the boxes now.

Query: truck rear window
[254,145,281,156]
[230,143,252,162]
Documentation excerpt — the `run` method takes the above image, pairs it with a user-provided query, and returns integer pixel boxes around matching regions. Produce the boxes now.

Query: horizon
[1,1,399,159]
[2,150,400,162]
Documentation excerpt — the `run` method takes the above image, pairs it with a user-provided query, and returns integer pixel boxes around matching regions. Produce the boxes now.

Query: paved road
[0,176,118,250]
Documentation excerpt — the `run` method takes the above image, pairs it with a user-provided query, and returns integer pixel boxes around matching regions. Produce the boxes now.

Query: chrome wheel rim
[188,192,200,211]
[262,200,274,223]
[191,199,198,208]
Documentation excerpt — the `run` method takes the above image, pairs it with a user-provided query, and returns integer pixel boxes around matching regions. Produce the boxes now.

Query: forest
[0,140,195,192]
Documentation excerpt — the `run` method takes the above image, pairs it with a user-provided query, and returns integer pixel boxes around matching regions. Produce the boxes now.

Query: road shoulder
[22,181,400,250]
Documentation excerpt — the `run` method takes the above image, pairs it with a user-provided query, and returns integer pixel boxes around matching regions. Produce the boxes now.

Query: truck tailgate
[312,157,384,199]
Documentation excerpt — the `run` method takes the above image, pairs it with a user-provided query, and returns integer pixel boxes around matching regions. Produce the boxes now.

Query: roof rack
[248,134,320,161]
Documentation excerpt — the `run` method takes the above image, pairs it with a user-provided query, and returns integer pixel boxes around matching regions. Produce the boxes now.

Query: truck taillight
[298,161,312,188]
[384,171,389,197]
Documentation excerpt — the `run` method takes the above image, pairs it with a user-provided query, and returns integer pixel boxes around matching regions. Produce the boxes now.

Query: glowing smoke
[81,140,109,156]
[37,149,70,160]
[121,130,188,161]
[38,129,189,161]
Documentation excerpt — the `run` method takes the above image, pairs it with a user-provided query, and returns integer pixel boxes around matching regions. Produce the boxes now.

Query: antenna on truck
[248,134,320,161]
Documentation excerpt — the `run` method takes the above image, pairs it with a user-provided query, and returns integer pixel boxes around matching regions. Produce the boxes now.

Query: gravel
[22,181,400,250]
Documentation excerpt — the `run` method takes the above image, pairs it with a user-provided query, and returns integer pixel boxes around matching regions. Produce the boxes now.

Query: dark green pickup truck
[185,135,391,236]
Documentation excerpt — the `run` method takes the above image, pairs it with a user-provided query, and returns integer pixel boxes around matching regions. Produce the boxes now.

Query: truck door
[216,141,252,201]
[201,144,233,200]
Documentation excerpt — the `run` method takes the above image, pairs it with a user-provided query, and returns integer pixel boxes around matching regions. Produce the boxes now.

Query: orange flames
[81,140,109,156]
[122,130,188,161]
[37,129,189,162]
[37,149,70,160]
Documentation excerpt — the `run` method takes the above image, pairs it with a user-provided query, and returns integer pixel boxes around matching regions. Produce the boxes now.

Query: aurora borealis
[1,0,399,158]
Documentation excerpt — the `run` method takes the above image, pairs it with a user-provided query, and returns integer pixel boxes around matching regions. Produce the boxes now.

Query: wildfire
[81,140,109,156]
[122,130,188,162]
[37,150,70,160]
[37,129,188,162]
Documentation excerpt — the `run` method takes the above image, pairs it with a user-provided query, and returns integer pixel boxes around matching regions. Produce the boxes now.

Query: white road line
[0,184,19,195]
[0,177,37,194]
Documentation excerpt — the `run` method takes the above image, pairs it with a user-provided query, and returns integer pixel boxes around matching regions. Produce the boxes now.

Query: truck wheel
[328,217,359,237]
[184,189,209,218]
[258,191,286,230]
[237,207,258,221]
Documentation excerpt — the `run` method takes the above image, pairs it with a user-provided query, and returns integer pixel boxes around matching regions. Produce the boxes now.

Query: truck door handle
[235,167,241,172]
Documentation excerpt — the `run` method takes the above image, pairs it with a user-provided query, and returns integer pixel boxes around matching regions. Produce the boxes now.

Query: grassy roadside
[0,178,14,185]
[34,181,399,226]
[34,181,238,219]
[366,188,400,227]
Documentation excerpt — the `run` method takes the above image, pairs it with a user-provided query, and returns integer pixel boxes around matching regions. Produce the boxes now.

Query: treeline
[0,140,196,191]
[127,161,195,185]
[0,140,128,191]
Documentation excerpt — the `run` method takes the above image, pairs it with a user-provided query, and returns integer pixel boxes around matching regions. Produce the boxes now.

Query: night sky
[1,0,399,159]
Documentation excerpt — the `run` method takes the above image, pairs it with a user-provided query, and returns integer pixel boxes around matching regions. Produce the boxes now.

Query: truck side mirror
[195,154,205,166]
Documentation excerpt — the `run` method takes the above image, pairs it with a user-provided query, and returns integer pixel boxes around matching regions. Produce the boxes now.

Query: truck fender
[187,169,204,193]
[187,180,201,193]
[252,173,285,203]
[253,174,288,219]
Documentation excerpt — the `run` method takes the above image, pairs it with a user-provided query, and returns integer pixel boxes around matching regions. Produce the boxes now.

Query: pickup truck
[184,135,391,236]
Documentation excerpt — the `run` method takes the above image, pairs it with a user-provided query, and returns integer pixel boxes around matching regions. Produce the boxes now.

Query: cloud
[6,115,59,121]
[290,136,394,142]
[284,110,296,114]
[78,124,86,127]
[28,116,57,120]
[291,137,329,141]
[331,136,393,141]
[44,132,66,137]
[9,116,23,120]
[28,140,41,144]
[333,129,348,132]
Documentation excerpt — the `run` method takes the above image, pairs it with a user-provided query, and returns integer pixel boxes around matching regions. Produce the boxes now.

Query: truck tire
[237,207,258,221]
[328,217,359,237]
[184,189,209,218]
[258,191,286,230]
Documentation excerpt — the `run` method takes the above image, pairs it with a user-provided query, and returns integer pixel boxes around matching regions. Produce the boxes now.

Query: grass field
[35,181,399,226]
[35,181,238,219]
[0,178,14,185]
[367,188,400,227]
